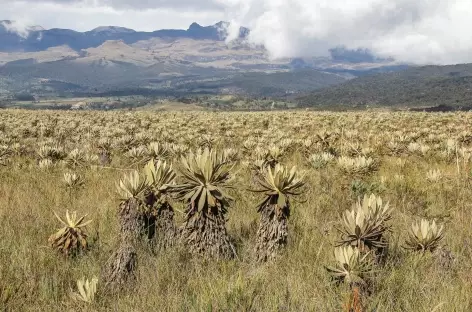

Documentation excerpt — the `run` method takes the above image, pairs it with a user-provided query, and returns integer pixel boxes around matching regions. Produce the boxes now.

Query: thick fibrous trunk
[101,198,140,292]
[254,203,289,262]
[119,198,141,241]
[119,196,159,241]
[180,205,235,259]
[101,241,137,292]
[154,202,177,250]
[141,214,157,241]
[139,192,159,241]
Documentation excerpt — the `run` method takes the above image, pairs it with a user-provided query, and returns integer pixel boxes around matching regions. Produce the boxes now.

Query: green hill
[174,70,348,97]
[298,64,472,109]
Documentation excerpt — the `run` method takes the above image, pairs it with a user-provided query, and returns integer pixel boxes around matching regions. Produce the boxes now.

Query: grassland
[1,110,472,311]
[0,95,296,111]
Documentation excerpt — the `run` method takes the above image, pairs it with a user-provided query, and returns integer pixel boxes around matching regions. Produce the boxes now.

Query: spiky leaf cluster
[63,172,85,190]
[337,156,378,175]
[337,194,392,251]
[326,246,373,285]
[48,210,92,256]
[70,277,98,303]
[252,146,282,170]
[0,145,11,166]
[126,146,146,163]
[116,170,148,200]
[404,219,444,252]
[146,142,172,161]
[426,169,442,183]
[143,159,176,199]
[65,148,86,168]
[38,144,66,161]
[198,135,216,149]
[253,164,305,218]
[167,148,234,215]
[310,152,335,169]
[39,158,53,169]
[315,131,337,148]
[223,148,239,162]
[97,138,112,152]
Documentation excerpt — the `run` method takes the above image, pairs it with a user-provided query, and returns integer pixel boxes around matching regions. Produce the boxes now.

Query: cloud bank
[221,0,472,64]
[1,0,472,64]
[0,0,224,32]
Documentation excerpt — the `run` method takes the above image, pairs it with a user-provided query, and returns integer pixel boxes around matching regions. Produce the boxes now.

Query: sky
[1,0,472,64]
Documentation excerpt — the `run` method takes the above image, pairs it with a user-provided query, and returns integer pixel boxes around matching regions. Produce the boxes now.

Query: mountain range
[0,20,249,52]
[0,20,412,100]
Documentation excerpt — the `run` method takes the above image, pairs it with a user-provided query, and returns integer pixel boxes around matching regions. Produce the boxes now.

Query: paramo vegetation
[1,109,472,311]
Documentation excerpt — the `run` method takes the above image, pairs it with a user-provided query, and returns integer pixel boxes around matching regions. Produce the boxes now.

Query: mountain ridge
[0,20,414,101]
[0,20,249,52]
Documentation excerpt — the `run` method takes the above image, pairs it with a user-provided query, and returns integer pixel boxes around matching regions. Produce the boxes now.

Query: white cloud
[0,20,35,38]
[1,0,472,64]
[0,0,224,31]
[220,0,472,65]
[2,0,224,11]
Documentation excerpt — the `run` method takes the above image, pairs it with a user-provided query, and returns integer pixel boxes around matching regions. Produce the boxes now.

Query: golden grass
[1,110,472,311]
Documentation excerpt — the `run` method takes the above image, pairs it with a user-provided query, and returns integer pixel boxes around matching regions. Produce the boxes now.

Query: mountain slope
[298,64,472,108]
[0,21,412,100]
[77,40,159,66]
[0,45,78,66]
[175,70,347,96]
[0,20,406,74]
[0,56,348,97]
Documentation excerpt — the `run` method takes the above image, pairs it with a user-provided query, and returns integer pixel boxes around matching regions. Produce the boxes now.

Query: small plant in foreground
[337,194,392,253]
[63,172,85,191]
[337,156,378,175]
[326,246,373,286]
[65,148,86,168]
[426,169,443,183]
[48,210,92,256]
[70,277,98,303]
[38,158,53,169]
[310,152,335,169]
[404,219,444,252]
